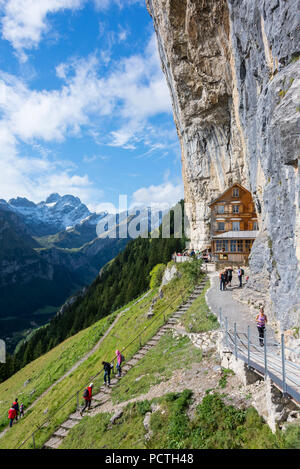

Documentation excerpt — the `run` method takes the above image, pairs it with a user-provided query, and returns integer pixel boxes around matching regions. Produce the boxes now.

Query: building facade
[209,183,258,263]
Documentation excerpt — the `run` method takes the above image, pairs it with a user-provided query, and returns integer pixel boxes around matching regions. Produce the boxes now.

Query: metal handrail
[15,277,206,449]
[218,309,300,403]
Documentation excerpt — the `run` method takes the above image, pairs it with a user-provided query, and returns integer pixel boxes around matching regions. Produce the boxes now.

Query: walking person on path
[8,406,16,428]
[12,398,19,422]
[237,266,243,288]
[256,307,268,347]
[19,403,24,418]
[115,350,124,377]
[80,383,93,416]
[219,271,226,291]
[102,361,112,386]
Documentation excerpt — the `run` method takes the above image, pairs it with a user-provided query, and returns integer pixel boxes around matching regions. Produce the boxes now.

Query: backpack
[241,269,244,276]
[120,354,125,363]
[83,388,89,398]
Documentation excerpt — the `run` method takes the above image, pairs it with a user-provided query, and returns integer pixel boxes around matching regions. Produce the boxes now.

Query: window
[216,240,228,252]
[245,240,252,252]
[217,205,225,214]
[232,187,239,197]
[230,240,237,252]
[232,205,239,213]
[217,222,225,231]
[232,221,240,231]
[253,221,259,230]
[237,240,243,252]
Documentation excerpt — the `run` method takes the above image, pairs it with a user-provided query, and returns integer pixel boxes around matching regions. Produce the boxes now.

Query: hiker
[227,267,233,287]
[80,383,93,416]
[12,398,19,421]
[115,350,124,377]
[102,361,112,386]
[19,403,24,418]
[256,307,268,347]
[219,271,226,291]
[8,406,16,428]
[237,266,243,288]
[224,269,229,290]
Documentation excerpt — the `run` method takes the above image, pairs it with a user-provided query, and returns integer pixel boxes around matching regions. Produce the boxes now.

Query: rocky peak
[8,197,36,208]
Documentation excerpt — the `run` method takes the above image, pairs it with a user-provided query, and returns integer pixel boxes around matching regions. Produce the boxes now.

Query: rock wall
[147,0,300,328]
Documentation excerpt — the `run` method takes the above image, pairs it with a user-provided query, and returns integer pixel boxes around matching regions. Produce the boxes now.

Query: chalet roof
[209,183,252,207]
[212,230,258,240]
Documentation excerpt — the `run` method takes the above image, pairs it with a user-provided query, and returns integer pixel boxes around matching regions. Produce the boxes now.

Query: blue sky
[0,0,183,212]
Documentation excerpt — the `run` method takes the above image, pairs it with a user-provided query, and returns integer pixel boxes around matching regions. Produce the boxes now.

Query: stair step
[127,359,139,366]
[69,412,82,421]
[110,379,119,385]
[61,419,80,430]
[138,349,149,354]
[99,387,111,395]
[44,437,63,449]
[53,428,69,438]
[93,392,108,401]
[134,354,146,360]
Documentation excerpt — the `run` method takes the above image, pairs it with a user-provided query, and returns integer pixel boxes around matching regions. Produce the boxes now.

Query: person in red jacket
[80,383,93,416]
[8,407,16,428]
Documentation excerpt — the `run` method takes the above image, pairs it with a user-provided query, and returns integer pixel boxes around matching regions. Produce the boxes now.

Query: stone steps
[44,436,63,449]
[69,411,83,421]
[53,428,69,438]
[61,419,80,430]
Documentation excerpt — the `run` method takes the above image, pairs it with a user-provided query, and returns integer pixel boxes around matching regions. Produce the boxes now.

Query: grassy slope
[182,281,219,333]
[0,310,119,431]
[0,263,199,449]
[110,281,214,405]
[60,391,293,449]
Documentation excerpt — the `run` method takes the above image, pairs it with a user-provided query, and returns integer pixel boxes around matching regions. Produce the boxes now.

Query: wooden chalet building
[209,183,258,263]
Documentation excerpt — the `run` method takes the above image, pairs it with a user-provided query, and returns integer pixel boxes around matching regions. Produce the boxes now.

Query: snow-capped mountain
[5,193,106,236]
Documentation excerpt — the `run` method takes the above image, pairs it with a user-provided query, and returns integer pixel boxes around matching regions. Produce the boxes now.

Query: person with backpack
[256,307,268,346]
[12,398,19,421]
[8,406,16,428]
[80,383,93,416]
[102,361,113,386]
[115,350,124,377]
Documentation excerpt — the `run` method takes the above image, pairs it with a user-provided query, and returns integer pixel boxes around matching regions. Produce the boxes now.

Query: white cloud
[0,0,145,61]
[0,32,175,207]
[131,181,184,210]
[93,0,144,11]
[0,0,84,61]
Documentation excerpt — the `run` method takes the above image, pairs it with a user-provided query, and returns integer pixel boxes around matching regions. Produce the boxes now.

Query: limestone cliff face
[147,0,300,328]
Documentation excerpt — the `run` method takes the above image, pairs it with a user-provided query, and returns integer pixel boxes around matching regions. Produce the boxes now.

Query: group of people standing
[219,267,234,290]
[219,266,248,290]
[8,399,24,428]
[80,349,124,416]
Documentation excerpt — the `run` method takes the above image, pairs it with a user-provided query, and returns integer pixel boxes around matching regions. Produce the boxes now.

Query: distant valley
[0,194,130,352]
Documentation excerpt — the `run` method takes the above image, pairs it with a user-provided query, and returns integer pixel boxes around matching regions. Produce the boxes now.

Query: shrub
[149,264,166,289]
